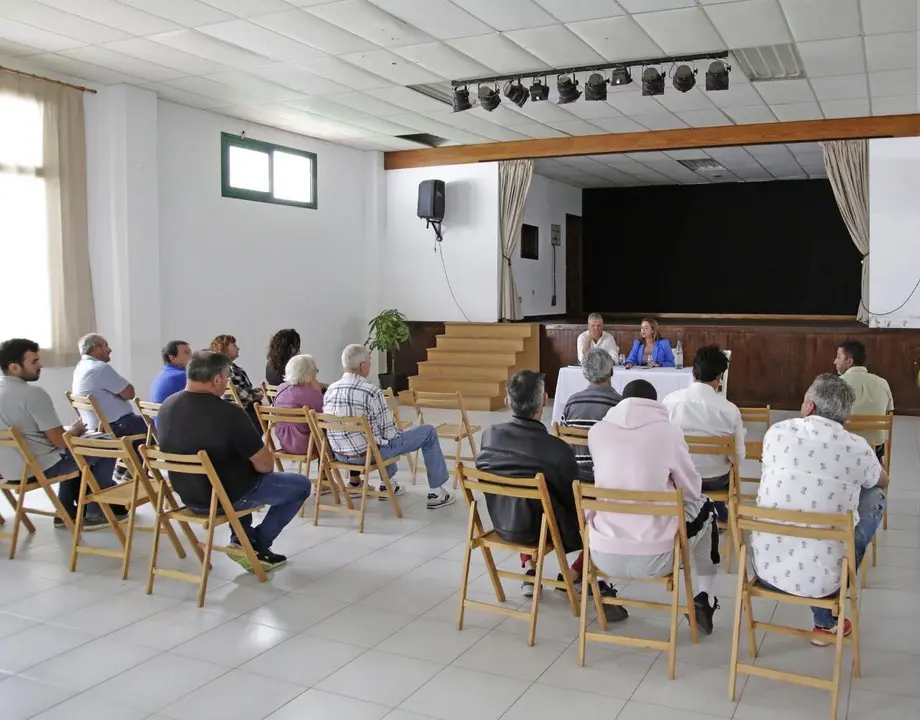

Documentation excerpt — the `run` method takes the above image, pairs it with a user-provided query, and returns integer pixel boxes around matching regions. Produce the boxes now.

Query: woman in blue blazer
[624,318,675,368]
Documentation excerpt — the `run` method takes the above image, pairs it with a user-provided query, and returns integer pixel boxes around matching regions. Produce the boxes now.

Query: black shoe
[598,582,629,623]
[82,513,110,531]
[691,591,719,635]
[54,515,73,529]
[257,550,288,570]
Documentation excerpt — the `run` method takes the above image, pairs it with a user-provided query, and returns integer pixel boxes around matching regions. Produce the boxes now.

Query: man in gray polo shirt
[1,338,121,528]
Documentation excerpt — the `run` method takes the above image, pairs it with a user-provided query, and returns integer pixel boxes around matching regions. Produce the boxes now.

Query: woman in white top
[577,313,619,363]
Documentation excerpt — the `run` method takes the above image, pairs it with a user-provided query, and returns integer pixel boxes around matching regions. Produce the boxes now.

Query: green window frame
[220,132,317,209]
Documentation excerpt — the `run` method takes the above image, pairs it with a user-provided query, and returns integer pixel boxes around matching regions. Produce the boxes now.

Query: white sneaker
[379,483,406,499]
[427,490,456,509]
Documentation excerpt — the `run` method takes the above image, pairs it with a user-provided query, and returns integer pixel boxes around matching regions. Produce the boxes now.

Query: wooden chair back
[261,382,279,405]
[739,405,771,427]
[844,413,893,474]
[133,399,161,446]
[66,391,116,435]
[410,390,479,487]
[383,387,412,431]
[552,423,589,446]
[255,404,315,473]
[223,381,244,408]
[685,434,739,570]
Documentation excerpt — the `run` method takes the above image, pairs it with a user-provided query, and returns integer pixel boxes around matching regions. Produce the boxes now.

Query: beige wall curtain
[821,139,869,324]
[499,159,533,321]
[0,72,94,364]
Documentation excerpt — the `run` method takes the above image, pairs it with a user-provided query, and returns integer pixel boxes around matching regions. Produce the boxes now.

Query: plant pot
[379,373,408,394]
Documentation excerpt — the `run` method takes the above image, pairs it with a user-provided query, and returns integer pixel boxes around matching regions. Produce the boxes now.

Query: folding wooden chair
[573,483,699,678]
[740,441,763,504]
[261,382,279,406]
[729,504,861,720]
[66,392,146,477]
[64,434,191,579]
[311,411,406,533]
[739,405,771,429]
[685,435,739,571]
[223,381,245,408]
[384,388,416,475]
[0,428,78,558]
[141,446,267,607]
[133,399,161,447]
[456,463,578,647]
[256,404,316,516]
[409,390,480,487]
[552,423,589,447]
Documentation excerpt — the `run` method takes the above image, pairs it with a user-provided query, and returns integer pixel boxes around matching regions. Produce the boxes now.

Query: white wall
[515,174,582,317]
[382,163,500,322]
[868,137,920,328]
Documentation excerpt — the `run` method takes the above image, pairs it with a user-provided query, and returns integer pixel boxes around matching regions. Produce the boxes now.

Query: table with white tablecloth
[550,366,695,425]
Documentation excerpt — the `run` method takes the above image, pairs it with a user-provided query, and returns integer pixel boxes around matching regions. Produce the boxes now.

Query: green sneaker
[226,544,272,573]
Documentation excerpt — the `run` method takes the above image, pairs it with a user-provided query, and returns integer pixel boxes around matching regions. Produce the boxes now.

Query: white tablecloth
[551,366,695,425]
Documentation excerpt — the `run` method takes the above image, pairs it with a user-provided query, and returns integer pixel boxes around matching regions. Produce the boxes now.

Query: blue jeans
[45,450,117,516]
[335,425,449,490]
[111,413,148,453]
[191,472,311,553]
[757,485,887,628]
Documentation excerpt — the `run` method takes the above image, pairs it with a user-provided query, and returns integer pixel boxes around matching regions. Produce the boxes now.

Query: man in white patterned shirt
[752,374,888,645]
[323,344,454,509]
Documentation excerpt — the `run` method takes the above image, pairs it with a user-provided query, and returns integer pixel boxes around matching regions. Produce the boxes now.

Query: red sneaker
[810,618,852,646]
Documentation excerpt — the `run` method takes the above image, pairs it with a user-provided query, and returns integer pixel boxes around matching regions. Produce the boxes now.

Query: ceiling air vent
[679,159,726,174]
[396,133,451,148]
[406,82,454,107]
[732,44,806,81]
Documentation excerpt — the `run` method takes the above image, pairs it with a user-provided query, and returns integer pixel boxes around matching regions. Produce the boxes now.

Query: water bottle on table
[675,340,683,370]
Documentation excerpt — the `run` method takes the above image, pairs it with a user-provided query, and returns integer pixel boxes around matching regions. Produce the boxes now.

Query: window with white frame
[220,132,317,209]
[0,93,51,347]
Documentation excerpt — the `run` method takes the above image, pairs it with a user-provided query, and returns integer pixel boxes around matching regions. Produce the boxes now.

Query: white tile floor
[1,406,918,720]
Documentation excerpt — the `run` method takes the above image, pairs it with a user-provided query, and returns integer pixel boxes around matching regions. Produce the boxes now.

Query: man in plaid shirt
[323,344,455,509]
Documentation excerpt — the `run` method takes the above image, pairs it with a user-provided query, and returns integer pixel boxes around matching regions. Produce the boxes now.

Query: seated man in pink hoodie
[587,379,721,634]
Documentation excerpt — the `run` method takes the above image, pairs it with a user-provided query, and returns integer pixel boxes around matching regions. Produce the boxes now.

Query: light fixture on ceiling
[478,84,501,111]
[451,85,471,112]
[585,72,608,101]
[557,74,581,104]
[641,67,664,96]
[673,64,697,93]
[611,67,633,87]
[529,78,550,102]
[706,60,731,91]
[503,80,528,108]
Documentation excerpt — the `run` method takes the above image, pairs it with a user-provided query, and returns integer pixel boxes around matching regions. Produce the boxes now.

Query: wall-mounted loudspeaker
[417,179,445,222]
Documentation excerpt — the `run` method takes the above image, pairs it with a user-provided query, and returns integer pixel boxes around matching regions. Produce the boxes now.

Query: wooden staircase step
[409,377,504,396]
[417,362,511,382]
[444,322,534,339]
[427,349,517,365]
[398,390,501,411]
[435,336,524,353]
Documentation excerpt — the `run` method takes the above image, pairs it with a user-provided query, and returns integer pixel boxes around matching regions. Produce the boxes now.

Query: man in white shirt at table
[577,313,619,364]
[663,345,744,522]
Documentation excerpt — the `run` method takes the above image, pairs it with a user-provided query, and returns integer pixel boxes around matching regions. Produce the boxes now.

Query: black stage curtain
[582,179,861,315]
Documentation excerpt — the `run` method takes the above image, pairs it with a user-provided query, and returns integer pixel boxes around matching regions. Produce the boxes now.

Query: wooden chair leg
[850,576,862,678]
[452,438,461,489]
[6,487,26,560]
[357,476,370,534]
[528,518,549,647]
[69,475,89,571]
[882,506,888,531]
[312,465,325,527]
[2,488,34,535]
[457,501,476,631]
[680,536,699,644]
[197,508,218,608]
[226,511,267,583]
[554,542,579,617]
[667,545,681,680]
[120,503,138,580]
[578,557,591,667]
[37,480,75,534]
[728,546,746,701]
[146,491,166,596]
[829,562,848,720]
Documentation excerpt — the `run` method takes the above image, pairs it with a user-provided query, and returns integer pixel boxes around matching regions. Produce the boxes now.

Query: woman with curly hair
[265,329,301,386]
[210,334,262,427]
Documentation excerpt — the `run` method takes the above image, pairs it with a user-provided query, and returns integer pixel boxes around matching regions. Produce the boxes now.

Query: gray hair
[805,373,856,424]
[78,333,106,356]
[506,370,544,419]
[588,312,603,323]
[582,348,614,384]
[187,351,231,383]
[342,343,370,372]
[284,354,317,386]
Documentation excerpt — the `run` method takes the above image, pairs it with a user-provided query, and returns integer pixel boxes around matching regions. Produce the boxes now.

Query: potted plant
[366,309,411,393]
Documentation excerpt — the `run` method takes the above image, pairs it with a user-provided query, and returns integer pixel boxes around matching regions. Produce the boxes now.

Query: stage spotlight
[706,60,730,91]
[529,78,550,102]
[452,85,471,112]
[585,72,608,101]
[673,64,697,93]
[611,67,633,87]
[557,74,581,104]
[641,67,664,96]
[478,84,501,111]
[503,80,528,108]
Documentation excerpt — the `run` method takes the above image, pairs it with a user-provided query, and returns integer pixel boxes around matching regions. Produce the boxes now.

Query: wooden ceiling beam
[383,114,920,170]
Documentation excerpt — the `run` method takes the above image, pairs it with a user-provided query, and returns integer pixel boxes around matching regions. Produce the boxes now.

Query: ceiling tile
[723,105,777,123]
[809,74,868,101]
[707,82,764,107]
[634,8,726,55]
[103,37,228,75]
[446,34,547,75]
[247,63,347,95]
[872,95,918,114]
[0,0,131,44]
[864,33,918,72]
[0,19,84,52]
[434,112,530,141]
[504,25,606,67]
[619,0,697,11]
[283,95,378,122]
[368,0,493,40]
[57,46,186,82]
[34,0,182,35]
[820,98,870,118]
[448,0,557,31]
[531,0,624,23]
[860,0,918,36]
[665,149,711,160]
[676,109,732,127]
[546,119,607,135]
[339,48,445,84]
[559,99,624,120]
[393,42,493,81]
[0,37,42,57]
[319,90,407,116]
[461,104,534,126]
[567,16,663,62]
[753,78,815,104]
[26,53,146,84]
[295,56,392,90]
[704,0,792,47]
[511,99,581,123]
[118,0,234,26]
[305,0,434,48]
[368,85,454,112]
[632,112,688,129]
[197,0,293,17]
[250,10,378,54]
[796,37,867,77]
[656,87,717,112]
[778,0,860,42]
[197,20,325,62]
[606,88,672,115]
[201,69,307,101]
[591,117,647,133]
[330,114,416,136]
[164,75,263,105]
[869,68,917,97]
[150,29,272,66]
[144,82,227,109]
[771,101,823,120]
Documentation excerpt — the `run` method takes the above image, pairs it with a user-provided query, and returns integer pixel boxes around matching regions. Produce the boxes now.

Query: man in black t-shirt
[158,351,311,572]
